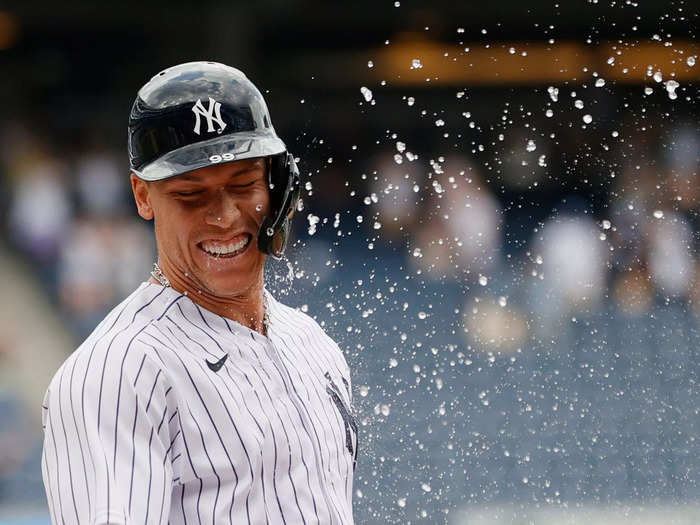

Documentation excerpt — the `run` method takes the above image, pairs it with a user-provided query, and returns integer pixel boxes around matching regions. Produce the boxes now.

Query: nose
[204,189,241,228]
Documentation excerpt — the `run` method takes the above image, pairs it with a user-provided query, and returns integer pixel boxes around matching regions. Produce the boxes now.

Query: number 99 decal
[209,153,236,163]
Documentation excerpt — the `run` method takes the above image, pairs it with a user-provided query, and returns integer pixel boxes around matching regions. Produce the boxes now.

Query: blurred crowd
[0,121,155,337]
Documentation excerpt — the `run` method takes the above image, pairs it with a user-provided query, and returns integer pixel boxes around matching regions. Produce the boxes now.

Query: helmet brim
[132,132,286,182]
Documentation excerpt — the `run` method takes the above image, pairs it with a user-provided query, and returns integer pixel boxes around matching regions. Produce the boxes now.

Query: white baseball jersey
[41,282,356,525]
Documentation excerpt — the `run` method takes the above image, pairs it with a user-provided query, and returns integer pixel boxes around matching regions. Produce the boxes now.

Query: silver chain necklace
[150,262,171,288]
[150,262,270,334]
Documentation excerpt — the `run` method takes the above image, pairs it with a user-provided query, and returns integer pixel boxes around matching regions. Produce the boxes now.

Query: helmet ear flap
[257,152,300,259]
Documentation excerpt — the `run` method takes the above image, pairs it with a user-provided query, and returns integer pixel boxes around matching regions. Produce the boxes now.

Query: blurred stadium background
[0,1,698,524]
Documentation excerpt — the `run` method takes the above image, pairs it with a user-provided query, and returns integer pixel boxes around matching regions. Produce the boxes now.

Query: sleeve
[41,343,175,525]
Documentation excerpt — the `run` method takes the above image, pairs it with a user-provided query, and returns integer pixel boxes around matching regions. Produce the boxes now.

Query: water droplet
[545,109,554,117]
[373,221,382,230]
[526,139,536,152]
[538,154,547,167]
[653,210,664,219]
[498,296,507,307]
[595,78,605,87]
[356,215,363,223]
[397,498,406,508]
[602,220,611,229]
[665,79,679,100]
[359,386,369,397]
[411,58,423,69]
[407,96,415,106]
[435,118,445,127]
[582,114,593,124]
[367,60,374,68]
[687,56,696,67]
[509,47,516,54]
[535,255,544,264]
[266,227,275,237]
[418,311,427,320]
[389,358,398,368]
[380,404,390,416]
[360,86,373,102]
[644,86,653,95]
[478,275,488,286]
[412,247,422,258]
[393,153,403,164]
[396,141,406,152]
[255,204,263,212]
[306,214,320,236]
[547,86,559,102]
[574,99,584,109]
[421,483,432,492]
[653,71,663,83]
[599,232,607,241]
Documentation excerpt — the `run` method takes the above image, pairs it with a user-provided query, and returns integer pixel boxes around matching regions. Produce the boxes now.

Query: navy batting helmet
[128,61,300,259]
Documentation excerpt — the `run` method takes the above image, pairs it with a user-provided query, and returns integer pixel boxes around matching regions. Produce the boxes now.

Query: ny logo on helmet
[192,97,227,135]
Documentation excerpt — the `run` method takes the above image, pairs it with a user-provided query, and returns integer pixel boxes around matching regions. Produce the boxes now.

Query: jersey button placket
[253,328,340,525]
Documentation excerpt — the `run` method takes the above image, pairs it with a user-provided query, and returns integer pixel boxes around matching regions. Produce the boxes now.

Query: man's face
[131,157,270,297]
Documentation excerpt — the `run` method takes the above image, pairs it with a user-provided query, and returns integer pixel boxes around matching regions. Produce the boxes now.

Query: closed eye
[174,190,203,197]
[229,181,256,188]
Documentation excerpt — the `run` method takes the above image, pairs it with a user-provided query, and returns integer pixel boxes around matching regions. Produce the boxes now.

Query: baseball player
[41,61,357,525]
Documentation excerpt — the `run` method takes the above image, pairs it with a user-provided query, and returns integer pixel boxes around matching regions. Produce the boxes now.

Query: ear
[130,173,154,220]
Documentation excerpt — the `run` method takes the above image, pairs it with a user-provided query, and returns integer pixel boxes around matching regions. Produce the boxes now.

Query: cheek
[153,206,195,249]
[252,187,272,217]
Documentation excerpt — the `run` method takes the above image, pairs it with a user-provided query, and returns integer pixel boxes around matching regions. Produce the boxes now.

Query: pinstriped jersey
[41,282,356,525]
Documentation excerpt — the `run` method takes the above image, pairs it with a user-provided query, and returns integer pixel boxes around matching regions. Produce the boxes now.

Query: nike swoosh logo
[206,354,228,372]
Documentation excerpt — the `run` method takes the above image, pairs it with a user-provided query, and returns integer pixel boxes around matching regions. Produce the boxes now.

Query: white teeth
[201,235,249,256]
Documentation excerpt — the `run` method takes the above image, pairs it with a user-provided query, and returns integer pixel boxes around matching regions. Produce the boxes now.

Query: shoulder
[45,284,180,403]
[269,294,351,375]
[270,296,332,340]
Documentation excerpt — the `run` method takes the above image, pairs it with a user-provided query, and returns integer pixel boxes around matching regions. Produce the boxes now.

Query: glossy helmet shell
[128,61,299,258]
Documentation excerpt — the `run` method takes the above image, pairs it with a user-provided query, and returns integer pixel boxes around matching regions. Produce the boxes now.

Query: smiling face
[131,157,270,300]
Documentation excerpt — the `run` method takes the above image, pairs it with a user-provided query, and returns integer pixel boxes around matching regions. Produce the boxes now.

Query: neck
[151,261,267,335]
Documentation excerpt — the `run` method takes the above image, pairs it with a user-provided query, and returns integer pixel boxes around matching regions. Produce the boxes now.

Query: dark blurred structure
[0,2,698,524]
